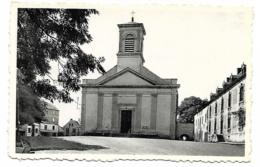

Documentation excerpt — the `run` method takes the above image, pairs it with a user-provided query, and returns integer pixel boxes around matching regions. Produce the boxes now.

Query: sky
[51,5,252,126]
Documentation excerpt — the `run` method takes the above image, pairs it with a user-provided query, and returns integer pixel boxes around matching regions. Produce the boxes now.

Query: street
[35,136,245,156]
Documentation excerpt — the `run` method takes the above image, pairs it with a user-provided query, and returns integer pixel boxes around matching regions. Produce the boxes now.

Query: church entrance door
[120,110,132,134]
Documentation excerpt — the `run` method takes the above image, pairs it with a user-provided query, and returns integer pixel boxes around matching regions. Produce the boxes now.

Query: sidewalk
[219,141,245,145]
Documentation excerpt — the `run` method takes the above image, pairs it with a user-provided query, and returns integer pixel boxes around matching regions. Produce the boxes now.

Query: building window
[44,125,47,130]
[214,118,217,133]
[228,113,231,130]
[220,115,224,134]
[221,97,224,112]
[215,102,218,116]
[52,125,55,130]
[239,84,245,102]
[220,98,224,134]
[209,106,211,119]
[35,128,38,133]
[208,121,211,133]
[228,92,232,108]
[28,128,31,133]
[125,34,135,52]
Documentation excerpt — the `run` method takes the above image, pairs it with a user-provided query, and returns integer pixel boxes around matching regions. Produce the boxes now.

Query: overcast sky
[51,5,252,126]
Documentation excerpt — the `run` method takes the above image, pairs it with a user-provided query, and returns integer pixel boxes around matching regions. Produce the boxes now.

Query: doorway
[120,110,132,133]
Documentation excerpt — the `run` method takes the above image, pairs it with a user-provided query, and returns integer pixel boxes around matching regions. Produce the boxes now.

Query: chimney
[222,81,227,88]
[216,87,223,94]
[237,67,242,74]
[241,64,246,75]
[210,93,216,101]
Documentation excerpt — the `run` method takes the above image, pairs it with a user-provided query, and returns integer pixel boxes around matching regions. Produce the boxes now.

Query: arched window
[125,34,135,52]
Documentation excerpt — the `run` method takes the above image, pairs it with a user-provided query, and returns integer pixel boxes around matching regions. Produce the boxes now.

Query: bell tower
[117,15,146,72]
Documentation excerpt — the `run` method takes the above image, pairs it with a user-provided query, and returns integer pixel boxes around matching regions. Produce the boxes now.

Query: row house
[194,64,246,143]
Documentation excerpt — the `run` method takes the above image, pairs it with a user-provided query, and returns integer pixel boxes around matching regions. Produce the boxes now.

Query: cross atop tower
[131,11,135,22]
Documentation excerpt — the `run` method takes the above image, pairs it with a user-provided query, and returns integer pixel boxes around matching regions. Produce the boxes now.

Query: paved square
[36,136,245,156]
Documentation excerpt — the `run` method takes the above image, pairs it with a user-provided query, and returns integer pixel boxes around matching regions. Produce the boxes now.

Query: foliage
[17,8,105,103]
[177,96,208,123]
[16,83,45,125]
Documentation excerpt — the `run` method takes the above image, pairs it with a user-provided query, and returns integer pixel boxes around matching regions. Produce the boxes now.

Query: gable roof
[63,119,80,128]
[98,67,157,85]
[81,66,178,87]
[140,66,174,85]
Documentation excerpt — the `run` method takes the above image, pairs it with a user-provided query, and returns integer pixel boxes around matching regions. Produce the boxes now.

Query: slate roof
[45,102,59,111]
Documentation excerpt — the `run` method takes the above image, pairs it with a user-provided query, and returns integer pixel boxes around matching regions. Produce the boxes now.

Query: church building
[80,18,180,139]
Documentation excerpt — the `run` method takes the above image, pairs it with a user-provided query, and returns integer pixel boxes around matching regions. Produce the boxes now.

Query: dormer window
[125,34,135,52]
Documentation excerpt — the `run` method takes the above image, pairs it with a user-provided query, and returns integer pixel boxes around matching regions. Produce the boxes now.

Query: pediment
[98,69,155,86]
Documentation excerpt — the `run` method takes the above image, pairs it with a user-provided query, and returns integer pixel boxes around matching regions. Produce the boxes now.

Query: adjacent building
[194,64,246,143]
[43,102,59,124]
[39,102,60,136]
[18,102,60,137]
[38,122,59,136]
[63,119,80,136]
[80,18,180,139]
[18,124,33,137]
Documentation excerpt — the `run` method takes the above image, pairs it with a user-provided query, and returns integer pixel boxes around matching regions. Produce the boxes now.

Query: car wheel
[180,135,189,141]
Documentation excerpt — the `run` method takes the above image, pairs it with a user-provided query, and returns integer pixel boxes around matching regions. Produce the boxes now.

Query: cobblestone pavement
[36,136,245,156]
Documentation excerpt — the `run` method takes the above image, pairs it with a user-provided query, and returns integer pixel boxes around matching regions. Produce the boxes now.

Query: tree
[16,83,45,125]
[17,8,105,104]
[16,69,46,125]
[177,96,208,123]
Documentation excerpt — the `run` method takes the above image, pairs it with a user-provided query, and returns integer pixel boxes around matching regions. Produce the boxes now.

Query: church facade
[80,19,180,139]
